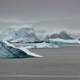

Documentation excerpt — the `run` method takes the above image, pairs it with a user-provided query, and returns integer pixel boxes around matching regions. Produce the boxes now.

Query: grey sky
[0,0,80,33]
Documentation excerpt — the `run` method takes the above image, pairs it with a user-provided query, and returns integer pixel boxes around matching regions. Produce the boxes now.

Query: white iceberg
[49,38,80,44]
[0,40,43,58]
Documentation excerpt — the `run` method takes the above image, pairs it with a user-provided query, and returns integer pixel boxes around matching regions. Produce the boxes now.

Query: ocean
[0,47,80,80]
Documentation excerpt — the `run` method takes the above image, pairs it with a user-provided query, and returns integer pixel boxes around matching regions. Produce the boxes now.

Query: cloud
[0,18,24,23]
[10,24,33,30]
[0,16,80,34]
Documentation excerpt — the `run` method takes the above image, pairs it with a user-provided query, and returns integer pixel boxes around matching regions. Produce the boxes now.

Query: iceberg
[49,31,74,40]
[49,38,80,44]
[48,38,80,47]
[7,27,40,43]
[0,40,43,58]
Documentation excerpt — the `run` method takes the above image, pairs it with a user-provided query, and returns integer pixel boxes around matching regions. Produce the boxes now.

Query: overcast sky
[0,0,80,34]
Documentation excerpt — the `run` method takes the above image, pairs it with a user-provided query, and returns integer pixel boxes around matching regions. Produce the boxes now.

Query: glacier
[0,40,43,58]
[1,27,80,49]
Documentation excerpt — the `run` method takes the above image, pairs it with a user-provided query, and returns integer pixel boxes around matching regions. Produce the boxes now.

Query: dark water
[0,47,80,80]
[30,46,80,57]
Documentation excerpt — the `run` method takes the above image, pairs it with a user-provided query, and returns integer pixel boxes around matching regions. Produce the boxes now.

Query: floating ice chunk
[3,40,43,58]
[19,47,43,58]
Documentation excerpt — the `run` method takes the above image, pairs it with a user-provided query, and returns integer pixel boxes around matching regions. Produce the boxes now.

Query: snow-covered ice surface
[48,38,80,48]
[10,42,57,49]
[2,27,80,49]
[9,38,80,49]
[49,38,80,44]
[3,27,80,49]
[5,27,40,43]
[0,40,43,58]
[35,42,52,48]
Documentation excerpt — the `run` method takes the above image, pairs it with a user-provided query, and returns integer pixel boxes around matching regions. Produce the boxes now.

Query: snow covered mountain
[0,40,43,58]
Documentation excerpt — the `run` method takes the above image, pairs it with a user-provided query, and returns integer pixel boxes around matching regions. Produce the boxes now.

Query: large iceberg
[7,27,40,43]
[48,38,80,47]
[2,27,80,49]
[49,31,74,40]
[0,40,43,58]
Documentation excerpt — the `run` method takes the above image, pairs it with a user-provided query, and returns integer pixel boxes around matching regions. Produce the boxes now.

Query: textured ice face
[7,27,40,43]
[0,41,39,58]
